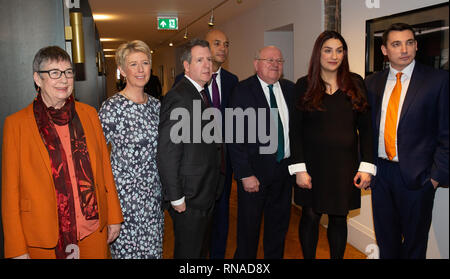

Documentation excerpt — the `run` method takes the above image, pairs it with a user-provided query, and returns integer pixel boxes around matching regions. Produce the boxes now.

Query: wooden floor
[163,180,366,259]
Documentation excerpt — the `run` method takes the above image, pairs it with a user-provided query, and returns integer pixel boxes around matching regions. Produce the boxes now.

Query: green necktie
[268,84,285,162]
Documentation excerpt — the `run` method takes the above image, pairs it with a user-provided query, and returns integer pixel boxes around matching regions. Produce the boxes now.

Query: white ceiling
[88,0,260,53]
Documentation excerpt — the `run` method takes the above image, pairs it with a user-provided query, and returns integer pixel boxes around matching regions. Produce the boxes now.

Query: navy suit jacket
[365,62,449,189]
[228,74,295,186]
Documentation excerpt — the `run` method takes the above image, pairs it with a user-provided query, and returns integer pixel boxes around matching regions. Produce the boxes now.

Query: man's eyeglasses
[38,69,75,79]
[257,58,285,64]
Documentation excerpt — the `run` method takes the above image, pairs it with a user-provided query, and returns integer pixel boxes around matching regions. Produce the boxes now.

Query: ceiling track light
[183,28,188,39]
[208,9,214,27]
[157,0,229,49]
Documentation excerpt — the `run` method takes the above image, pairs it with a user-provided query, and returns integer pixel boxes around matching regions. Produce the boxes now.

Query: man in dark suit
[203,29,239,259]
[228,46,295,258]
[173,29,238,259]
[365,23,448,259]
[157,39,222,258]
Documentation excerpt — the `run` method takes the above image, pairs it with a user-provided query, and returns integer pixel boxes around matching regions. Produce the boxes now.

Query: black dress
[290,74,374,216]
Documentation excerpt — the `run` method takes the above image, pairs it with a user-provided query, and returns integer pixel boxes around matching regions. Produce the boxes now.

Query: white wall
[341,0,449,259]
[221,0,323,81]
[265,29,294,82]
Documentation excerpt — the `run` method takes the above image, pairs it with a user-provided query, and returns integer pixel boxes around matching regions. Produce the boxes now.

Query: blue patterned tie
[268,84,285,162]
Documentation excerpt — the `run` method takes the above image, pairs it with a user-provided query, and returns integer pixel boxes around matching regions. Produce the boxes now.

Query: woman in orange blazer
[1,46,123,259]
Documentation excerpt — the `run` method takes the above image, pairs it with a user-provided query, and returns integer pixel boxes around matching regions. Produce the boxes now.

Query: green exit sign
[157,17,178,30]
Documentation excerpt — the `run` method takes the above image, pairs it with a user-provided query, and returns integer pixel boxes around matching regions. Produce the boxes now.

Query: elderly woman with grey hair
[98,40,164,259]
[2,46,123,259]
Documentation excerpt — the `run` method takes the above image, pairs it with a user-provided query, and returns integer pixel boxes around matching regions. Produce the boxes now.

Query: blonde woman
[98,40,163,259]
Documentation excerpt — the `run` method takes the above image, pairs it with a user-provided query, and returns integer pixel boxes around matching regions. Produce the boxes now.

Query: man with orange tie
[365,23,448,259]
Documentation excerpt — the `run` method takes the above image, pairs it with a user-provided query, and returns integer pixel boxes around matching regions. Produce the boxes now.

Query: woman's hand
[107,223,121,244]
[295,171,312,189]
[354,172,372,189]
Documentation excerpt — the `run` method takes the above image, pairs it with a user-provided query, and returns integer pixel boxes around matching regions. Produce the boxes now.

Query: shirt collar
[389,59,415,80]
[214,67,222,76]
[257,75,280,90]
[184,74,205,92]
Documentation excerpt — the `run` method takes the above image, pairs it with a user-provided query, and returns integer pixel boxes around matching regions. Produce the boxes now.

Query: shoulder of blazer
[174,76,195,91]
[237,74,259,89]
[75,101,97,116]
[365,68,388,84]
[279,78,295,90]
[221,68,239,83]
[413,62,448,81]
[5,102,34,122]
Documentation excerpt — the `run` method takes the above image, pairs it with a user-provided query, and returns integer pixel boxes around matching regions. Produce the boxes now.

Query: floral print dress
[99,93,164,259]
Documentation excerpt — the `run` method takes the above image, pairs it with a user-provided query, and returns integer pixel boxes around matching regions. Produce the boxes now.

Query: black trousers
[169,205,214,259]
[372,159,436,259]
[234,161,292,259]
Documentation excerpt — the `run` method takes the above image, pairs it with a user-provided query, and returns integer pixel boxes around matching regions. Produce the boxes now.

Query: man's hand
[354,172,372,190]
[431,178,439,189]
[242,176,260,192]
[172,202,186,213]
[295,171,312,189]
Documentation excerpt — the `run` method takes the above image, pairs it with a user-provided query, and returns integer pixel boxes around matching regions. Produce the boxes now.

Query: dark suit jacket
[173,69,239,112]
[365,62,449,189]
[157,77,222,211]
[174,69,238,177]
[227,74,295,186]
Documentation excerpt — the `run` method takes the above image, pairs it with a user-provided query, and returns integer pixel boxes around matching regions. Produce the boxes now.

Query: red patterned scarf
[33,93,98,259]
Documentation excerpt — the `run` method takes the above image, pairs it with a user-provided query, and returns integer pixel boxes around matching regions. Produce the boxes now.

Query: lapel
[26,103,52,178]
[398,63,424,125]
[220,69,230,110]
[74,103,97,180]
[279,79,292,109]
[250,75,271,109]
[180,77,209,109]
[374,69,389,132]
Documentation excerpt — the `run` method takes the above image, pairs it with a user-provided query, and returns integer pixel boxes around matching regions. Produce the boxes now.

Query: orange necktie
[384,72,403,160]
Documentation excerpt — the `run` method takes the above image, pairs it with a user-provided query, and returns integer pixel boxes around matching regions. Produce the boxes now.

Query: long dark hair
[299,31,368,112]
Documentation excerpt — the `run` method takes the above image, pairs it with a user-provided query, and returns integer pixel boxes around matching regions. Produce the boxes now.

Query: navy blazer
[227,74,295,186]
[365,62,449,189]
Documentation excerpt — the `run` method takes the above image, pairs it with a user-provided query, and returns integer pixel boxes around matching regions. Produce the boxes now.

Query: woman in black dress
[288,31,375,259]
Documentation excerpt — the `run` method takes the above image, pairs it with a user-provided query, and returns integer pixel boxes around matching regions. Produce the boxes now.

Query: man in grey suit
[157,39,223,258]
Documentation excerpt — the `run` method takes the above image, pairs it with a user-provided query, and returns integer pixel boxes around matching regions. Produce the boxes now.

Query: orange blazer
[1,101,124,258]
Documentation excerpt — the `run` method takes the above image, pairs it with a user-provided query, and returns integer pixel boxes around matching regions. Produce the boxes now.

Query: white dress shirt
[257,76,290,159]
[378,60,415,162]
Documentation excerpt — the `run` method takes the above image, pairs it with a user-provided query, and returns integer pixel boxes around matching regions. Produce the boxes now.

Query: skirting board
[347,218,377,259]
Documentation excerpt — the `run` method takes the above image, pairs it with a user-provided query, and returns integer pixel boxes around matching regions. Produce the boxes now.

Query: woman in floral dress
[99,40,164,259]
